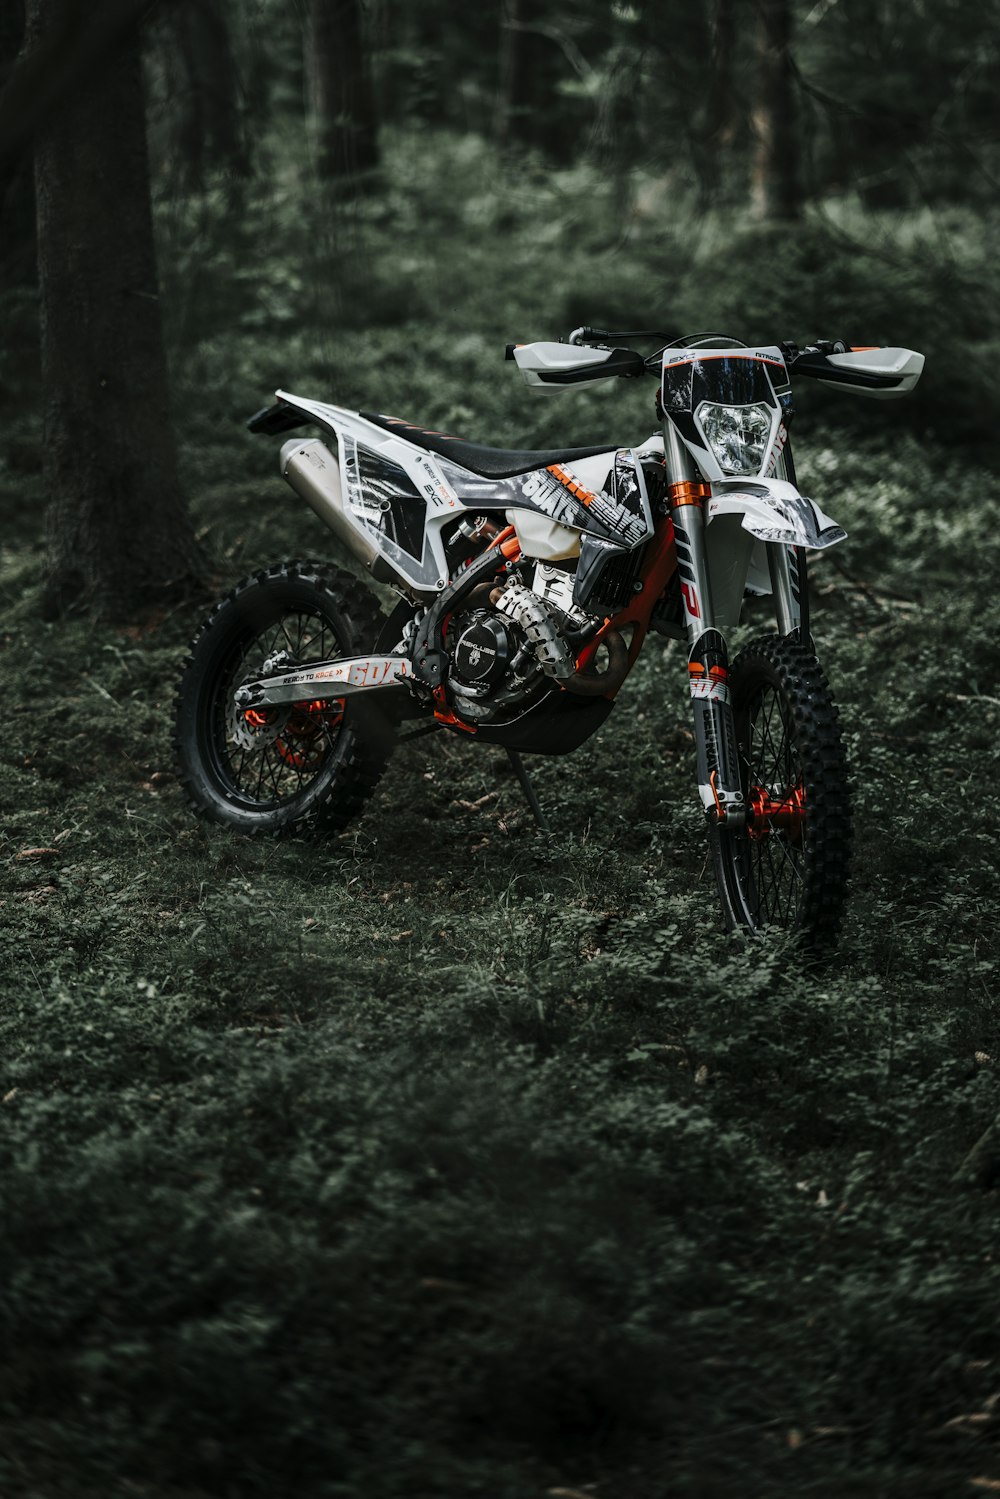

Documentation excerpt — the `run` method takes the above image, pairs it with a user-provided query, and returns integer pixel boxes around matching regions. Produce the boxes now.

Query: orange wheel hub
[747,781,806,846]
[275,698,345,770]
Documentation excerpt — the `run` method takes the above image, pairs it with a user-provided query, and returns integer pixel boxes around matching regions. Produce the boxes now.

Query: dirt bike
[174,329,923,946]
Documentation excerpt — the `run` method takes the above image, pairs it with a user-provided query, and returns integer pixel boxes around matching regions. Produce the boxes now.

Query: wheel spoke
[725,667,812,930]
[210,606,350,809]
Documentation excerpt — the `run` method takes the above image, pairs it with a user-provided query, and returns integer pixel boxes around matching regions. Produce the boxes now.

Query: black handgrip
[783,338,854,362]
[789,344,901,393]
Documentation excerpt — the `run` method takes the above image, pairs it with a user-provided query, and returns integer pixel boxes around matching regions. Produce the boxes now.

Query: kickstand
[506,749,550,832]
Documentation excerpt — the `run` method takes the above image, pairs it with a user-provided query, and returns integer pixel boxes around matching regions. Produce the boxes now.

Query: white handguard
[822,347,925,398]
[513,341,616,390]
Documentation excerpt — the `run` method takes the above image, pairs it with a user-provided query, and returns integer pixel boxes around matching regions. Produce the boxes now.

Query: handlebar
[567,325,676,347]
[506,332,912,394]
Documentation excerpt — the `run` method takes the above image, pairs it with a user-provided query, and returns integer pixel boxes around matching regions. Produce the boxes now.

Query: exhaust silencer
[280,438,382,571]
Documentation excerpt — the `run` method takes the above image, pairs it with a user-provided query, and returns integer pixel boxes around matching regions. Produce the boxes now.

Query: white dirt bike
[174,328,923,946]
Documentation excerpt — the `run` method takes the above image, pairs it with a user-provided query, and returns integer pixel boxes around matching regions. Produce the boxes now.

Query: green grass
[2,136,999,1498]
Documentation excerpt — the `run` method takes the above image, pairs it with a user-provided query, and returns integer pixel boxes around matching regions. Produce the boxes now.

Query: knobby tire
[173,560,391,835]
[711,632,852,947]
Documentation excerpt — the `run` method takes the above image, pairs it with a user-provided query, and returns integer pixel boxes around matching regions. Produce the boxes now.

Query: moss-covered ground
[2,137,999,1496]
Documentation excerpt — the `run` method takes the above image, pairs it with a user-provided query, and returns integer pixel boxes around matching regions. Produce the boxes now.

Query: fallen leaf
[391,930,414,943]
[3,1089,18,1104]
[969,1481,1000,1492]
[21,885,58,903]
[452,791,498,812]
[943,1412,992,1430]
[16,847,59,861]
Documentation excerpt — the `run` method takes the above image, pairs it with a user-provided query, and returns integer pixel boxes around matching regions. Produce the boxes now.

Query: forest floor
[2,153,1000,1497]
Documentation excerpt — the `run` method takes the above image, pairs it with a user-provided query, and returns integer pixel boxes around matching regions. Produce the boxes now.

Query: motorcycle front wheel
[174,560,392,835]
[710,633,852,946]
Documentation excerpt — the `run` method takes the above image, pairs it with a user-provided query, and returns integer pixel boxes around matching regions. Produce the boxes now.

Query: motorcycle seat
[360,411,616,480]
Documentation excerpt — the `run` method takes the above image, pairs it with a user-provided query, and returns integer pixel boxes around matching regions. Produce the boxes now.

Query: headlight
[696,401,774,476]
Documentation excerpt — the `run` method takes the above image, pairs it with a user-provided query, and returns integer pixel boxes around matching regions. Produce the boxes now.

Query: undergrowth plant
[1,135,999,1499]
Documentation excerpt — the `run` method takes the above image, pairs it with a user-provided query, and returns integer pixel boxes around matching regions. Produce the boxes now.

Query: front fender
[707,477,846,550]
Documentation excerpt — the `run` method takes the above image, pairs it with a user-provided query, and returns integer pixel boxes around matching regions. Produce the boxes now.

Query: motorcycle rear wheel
[710,633,851,946]
[174,560,392,835]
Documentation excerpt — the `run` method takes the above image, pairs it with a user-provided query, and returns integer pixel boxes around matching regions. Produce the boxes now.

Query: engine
[445,602,544,724]
[443,563,630,725]
[433,452,665,727]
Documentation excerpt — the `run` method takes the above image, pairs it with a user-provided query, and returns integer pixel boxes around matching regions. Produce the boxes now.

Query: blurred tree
[794,0,1000,209]
[306,0,379,185]
[26,0,201,616]
[168,0,248,191]
[498,0,559,153]
[750,0,800,220]
[702,0,742,182]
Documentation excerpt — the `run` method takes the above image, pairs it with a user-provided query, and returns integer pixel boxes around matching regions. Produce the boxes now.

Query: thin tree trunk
[306,0,379,185]
[708,0,738,151]
[497,0,560,154]
[172,0,248,190]
[27,0,202,617]
[750,0,800,222]
[0,0,35,282]
[955,1112,1000,1189]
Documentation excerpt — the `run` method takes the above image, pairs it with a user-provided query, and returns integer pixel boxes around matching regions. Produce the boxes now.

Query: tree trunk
[306,0,379,185]
[708,0,739,151]
[26,0,202,617]
[0,0,35,284]
[497,0,561,155]
[750,0,800,222]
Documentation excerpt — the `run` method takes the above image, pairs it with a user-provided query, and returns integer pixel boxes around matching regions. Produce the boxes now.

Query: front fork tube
[769,447,808,643]
[665,430,745,828]
[767,543,803,638]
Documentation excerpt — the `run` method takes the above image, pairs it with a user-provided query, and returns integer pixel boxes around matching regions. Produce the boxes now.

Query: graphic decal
[541,465,648,548]
[764,422,790,478]
[357,444,427,560]
[432,453,649,551]
[680,580,701,619]
[411,453,461,512]
[340,434,444,591]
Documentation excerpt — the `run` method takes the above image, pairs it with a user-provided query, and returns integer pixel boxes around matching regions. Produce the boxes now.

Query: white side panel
[275,391,454,592]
